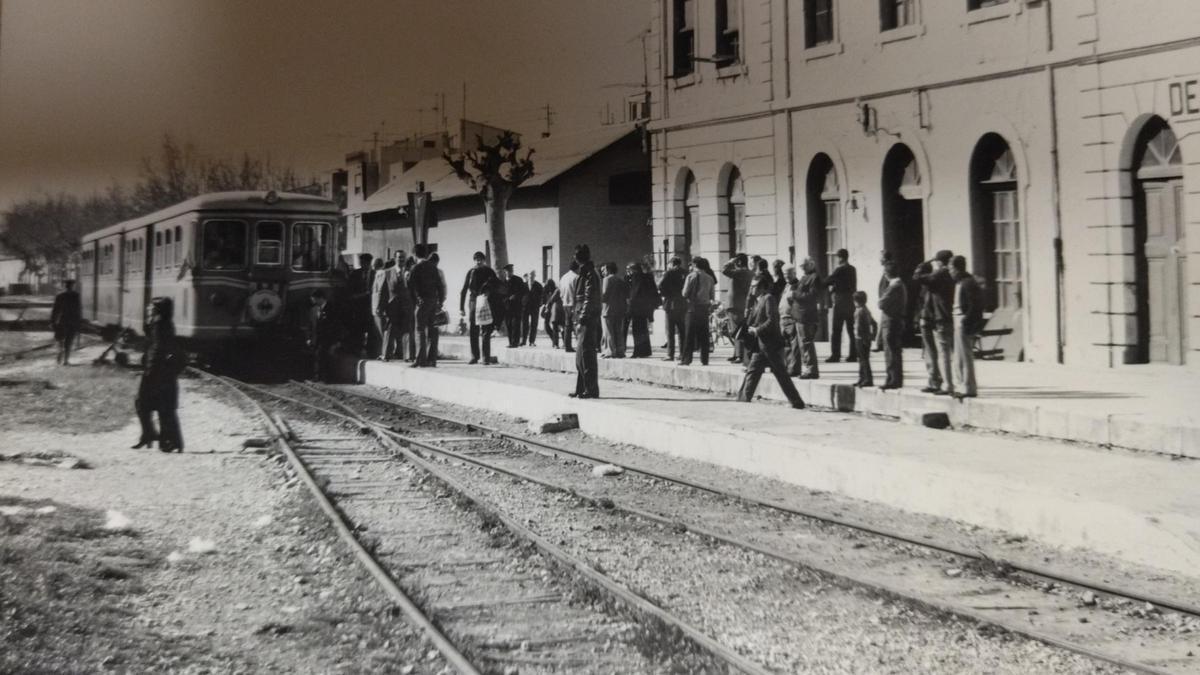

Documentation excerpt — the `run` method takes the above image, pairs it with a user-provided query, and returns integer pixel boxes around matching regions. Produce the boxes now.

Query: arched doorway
[882,143,924,331]
[806,154,841,277]
[970,134,1021,313]
[725,167,746,258]
[1133,118,1187,364]
[680,171,699,261]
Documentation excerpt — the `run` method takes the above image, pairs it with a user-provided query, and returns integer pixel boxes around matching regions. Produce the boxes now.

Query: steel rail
[189,368,482,675]
[259,379,774,675]
[303,384,1179,675]
[323,385,1200,621]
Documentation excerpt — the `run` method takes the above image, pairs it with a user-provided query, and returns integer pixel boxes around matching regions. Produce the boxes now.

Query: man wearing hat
[500,264,527,348]
[570,244,602,398]
[459,251,498,364]
[825,248,858,363]
[913,249,957,395]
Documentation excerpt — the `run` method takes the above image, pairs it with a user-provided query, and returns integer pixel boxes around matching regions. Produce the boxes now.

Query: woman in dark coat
[133,297,184,452]
[541,279,565,349]
[627,262,660,358]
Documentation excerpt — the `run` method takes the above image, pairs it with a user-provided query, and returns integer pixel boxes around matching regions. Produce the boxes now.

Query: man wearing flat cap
[500,263,527,348]
[825,248,858,363]
[913,249,956,395]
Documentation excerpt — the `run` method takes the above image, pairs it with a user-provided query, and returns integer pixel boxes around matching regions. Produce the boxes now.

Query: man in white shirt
[558,261,579,352]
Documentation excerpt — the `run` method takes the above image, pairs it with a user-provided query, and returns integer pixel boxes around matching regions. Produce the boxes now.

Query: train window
[291,222,331,272]
[202,220,247,270]
[165,230,173,269]
[155,232,163,271]
[174,226,183,264]
[255,221,284,265]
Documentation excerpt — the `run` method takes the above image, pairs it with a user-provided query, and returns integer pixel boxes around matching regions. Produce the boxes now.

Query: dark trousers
[384,305,412,360]
[830,300,856,360]
[665,309,686,359]
[681,305,710,365]
[544,318,561,348]
[506,308,523,347]
[782,321,801,376]
[799,323,819,378]
[414,300,437,366]
[523,309,539,345]
[136,375,183,450]
[738,341,805,407]
[467,298,493,362]
[855,337,874,386]
[881,316,905,388]
[604,312,626,357]
[562,306,575,350]
[727,308,745,361]
[56,327,78,364]
[574,318,601,397]
[630,315,651,357]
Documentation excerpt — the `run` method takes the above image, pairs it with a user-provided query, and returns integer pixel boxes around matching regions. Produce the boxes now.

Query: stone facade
[647,0,1200,368]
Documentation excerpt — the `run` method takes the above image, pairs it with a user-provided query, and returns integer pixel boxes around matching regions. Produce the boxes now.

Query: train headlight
[246,288,284,324]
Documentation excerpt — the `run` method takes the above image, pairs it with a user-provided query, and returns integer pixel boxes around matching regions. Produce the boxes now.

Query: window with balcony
[672,0,696,78]
[805,0,834,47]
[880,0,915,31]
[715,0,740,65]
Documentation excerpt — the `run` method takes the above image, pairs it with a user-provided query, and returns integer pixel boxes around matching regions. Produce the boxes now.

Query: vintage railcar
[78,191,343,349]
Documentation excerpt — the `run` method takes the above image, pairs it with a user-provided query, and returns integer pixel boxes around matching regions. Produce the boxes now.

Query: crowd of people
[319,242,988,403]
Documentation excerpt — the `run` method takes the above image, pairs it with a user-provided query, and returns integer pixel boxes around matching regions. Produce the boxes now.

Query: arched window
[970,134,1020,312]
[806,154,840,276]
[1132,118,1186,364]
[725,168,745,257]
[681,171,699,260]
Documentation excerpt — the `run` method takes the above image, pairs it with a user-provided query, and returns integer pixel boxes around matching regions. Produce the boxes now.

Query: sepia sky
[0,0,649,210]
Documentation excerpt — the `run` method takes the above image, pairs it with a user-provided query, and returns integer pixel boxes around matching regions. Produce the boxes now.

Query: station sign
[1168,75,1200,122]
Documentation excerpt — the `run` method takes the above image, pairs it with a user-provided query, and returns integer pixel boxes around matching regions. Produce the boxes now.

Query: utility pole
[542,103,554,138]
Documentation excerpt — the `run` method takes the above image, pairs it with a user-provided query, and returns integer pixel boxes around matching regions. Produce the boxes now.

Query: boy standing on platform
[852,291,877,388]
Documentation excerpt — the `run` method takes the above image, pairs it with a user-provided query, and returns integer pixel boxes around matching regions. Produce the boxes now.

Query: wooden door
[1142,179,1187,364]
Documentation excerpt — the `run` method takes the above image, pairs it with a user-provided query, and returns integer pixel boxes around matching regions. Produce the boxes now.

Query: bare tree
[444,131,535,270]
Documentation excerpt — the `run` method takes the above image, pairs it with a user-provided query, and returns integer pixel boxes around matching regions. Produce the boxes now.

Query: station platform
[339,353,1200,578]
[428,335,1200,459]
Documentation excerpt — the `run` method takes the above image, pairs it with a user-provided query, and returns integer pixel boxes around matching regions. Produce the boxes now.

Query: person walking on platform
[658,256,687,362]
[795,257,822,379]
[951,255,982,400]
[737,273,806,409]
[679,256,715,366]
[722,254,754,364]
[874,251,893,352]
[853,291,878,387]
[133,297,185,452]
[914,249,956,395]
[570,245,602,398]
[628,262,660,358]
[370,258,389,359]
[559,261,578,352]
[523,272,543,346]
[601,262,629,358]
[541,279,564,348]
[459,251,497,365]
[878,260,908,390]
[500,264,527,348]
[347,253,373,356]
[51,279,82,365]
[430,252,447,361]
[408,244,444,367]
[307,289,344,383]
[382,251,412,361]
[825,249,858,363]
[779,264,802,376]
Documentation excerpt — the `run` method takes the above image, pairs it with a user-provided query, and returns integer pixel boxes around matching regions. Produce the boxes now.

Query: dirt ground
[0,348,447,674]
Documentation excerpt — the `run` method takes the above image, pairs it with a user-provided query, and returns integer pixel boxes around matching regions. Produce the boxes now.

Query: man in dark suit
[51,279,83,365]
[722,254,754,364]
[459,251,497,365]
[570,245,602,398]
[737,273,806,409]
[878,260,908,390]
[347,253,373,356]
[658,256,687,362]
[795,257,822,379]
[601,262,629,358]
[500,264,526,347]
[523,271,543,346]
[913,249,956,395]
[874,250,893,352]
[408,244,444,367]
[825,248,858,363]
[308,290,343,382]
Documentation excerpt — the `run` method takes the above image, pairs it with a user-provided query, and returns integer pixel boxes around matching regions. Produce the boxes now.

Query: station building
[646,0,1200,368]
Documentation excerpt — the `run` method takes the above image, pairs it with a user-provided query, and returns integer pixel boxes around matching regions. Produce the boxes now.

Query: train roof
[83,191,339,242]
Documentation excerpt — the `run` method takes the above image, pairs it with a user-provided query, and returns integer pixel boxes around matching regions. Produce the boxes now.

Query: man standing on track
[51,279,82,366]
[459,251,497,365]
[570,245,602,398]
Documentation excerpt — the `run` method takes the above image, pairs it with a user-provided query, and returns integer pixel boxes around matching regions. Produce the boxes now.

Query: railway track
[0,334,102,363]
[198,369,768,675]
[285,382,1200,675]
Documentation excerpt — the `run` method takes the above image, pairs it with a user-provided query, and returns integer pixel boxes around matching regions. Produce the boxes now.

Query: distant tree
[444,131,535,270]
